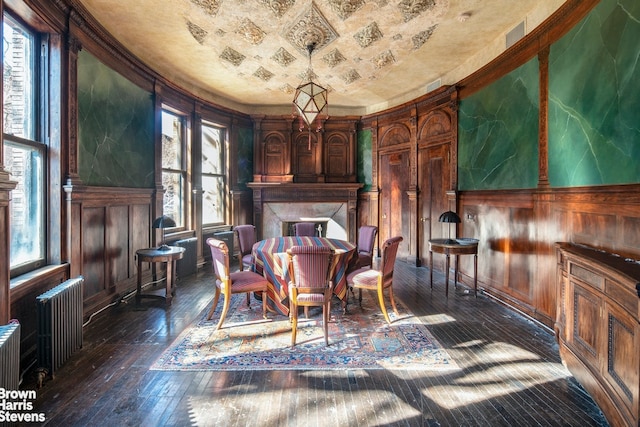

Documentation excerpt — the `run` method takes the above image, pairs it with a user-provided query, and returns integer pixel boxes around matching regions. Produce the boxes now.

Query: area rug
[150,294,459,371]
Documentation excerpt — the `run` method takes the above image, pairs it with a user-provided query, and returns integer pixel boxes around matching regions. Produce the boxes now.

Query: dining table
[251,236,357,316]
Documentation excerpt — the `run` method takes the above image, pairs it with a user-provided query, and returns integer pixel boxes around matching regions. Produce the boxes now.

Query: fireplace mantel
[247,182,362,241]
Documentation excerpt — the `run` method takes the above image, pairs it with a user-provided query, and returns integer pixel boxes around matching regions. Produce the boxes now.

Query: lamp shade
[438,211,461,223]
[152,215,176,229]
[293,80,328,127]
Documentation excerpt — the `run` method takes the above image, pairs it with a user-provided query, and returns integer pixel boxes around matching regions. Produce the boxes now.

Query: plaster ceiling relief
[76,0,566,114]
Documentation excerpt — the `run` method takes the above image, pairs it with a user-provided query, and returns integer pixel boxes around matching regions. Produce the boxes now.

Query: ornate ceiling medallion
[372,50,395,69]
[353,22,383,48]
[272,47,297,67]
[342,69,361,84]
[189,0,222,16]
[280,83,295,94]
[236,18,266,45]
[257,0,296,18]
[412,25,437,49]
[283,2,339,56]
[187,22,208,44]
[254,66,274,81]
[322,48,346,68]
[219,47,246,66]
[327,0,366,20]
[398,0,437,22]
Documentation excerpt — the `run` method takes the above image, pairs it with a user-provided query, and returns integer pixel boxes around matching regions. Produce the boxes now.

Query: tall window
[161,110,187,228]
[3,14,46,276]
[201,122,226,226]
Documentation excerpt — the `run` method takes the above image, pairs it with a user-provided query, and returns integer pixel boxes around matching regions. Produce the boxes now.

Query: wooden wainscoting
[63,184,155,316]
[459,184,640,329]
[10,264,69,372]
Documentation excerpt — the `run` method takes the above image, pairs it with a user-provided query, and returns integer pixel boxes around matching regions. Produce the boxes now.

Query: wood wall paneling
[65,186,154,315]
[9,265,69,373]
[556,242,640,427]
[379,150,411,259]
[418,144,449,268]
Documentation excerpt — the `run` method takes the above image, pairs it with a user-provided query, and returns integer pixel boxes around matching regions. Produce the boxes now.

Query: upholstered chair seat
[287,245,334,346]
[346,236,403,324]
[206,238,268,330]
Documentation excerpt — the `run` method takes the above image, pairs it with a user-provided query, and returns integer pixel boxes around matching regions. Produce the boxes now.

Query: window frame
[160,107,190,231]
[200,120,228,227]
[3,12,49,278]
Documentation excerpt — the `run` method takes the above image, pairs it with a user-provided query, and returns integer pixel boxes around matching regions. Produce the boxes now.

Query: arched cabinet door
[324,131,356,183]
[264,132,289,178]
[291,132,320,183]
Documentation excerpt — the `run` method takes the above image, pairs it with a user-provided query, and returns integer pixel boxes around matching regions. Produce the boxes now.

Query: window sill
[10,264,70,300]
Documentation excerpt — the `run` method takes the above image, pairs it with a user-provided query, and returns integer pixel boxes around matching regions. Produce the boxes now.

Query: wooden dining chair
[206,238,268,330]
[294,222,316,237]
[287,245,334,346]
[346,236,403,324]
[234,224,257,272]
[234,224,258,307]
[353,225,378,270]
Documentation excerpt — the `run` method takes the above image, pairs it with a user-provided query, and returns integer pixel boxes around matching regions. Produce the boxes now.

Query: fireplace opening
[282,220,329,237]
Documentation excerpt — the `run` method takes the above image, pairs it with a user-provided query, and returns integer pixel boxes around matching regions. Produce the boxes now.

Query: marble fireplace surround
[247,182,362,241]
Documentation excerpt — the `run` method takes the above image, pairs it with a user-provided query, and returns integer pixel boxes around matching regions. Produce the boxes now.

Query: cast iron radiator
[36,277,84,377]
[170,237,197,278]
[0,321,20,390]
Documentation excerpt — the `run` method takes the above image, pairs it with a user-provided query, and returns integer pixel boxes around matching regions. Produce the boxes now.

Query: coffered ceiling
[76,0,564,115]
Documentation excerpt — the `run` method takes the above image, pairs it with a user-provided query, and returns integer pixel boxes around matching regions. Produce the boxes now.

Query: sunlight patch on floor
[419,313,457,325]
[422,361,571,409]
[453,341,541,362]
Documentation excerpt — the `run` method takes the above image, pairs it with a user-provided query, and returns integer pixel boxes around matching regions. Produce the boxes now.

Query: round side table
[428,238,478,297]
[136,246,185,306]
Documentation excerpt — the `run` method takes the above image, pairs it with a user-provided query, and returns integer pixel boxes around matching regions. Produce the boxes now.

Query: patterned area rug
[150,293,459,371]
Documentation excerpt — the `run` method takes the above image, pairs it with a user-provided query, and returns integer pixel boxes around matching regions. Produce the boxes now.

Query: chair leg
[206,287,221,320]
[323,303,329,346]
[389,286,399,316]
[343,286,352,314]
[261,290,267,319]
[377,288,391,324]
[246,293,251,307]
[215,293,232,330]
[291,302,298,347]
[358,288,363,307]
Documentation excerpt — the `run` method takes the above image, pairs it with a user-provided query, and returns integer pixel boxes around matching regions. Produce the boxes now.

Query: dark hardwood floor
[21,260,609,426]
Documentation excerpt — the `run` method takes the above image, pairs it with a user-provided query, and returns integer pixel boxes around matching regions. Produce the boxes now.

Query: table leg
[136,259,142,306]
[454,254,459,287]
[445,253,450,298]
[429,250,433,290]
[165,260,173,306]
[474,253,478,297]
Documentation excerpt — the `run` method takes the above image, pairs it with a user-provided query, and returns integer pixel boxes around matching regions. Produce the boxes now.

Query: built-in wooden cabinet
[252,115,358,184]
[556,242,640,427]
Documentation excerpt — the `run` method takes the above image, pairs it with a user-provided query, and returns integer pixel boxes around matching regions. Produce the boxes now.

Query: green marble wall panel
[78,50,154,187]
[458,58,539,190]
[548,0,640,187]
[236,126,253,186]
[357,129,373,191]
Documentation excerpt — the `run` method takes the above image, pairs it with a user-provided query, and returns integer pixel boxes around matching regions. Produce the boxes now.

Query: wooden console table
[136,246,185,306]
[556,242,640,427]
[429,238,478,297]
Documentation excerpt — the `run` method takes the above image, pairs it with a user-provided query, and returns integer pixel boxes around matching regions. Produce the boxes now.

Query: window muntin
[3,14,46,276]
[3,16,36,139]
[201,123,226,226]
[161,110,186,227]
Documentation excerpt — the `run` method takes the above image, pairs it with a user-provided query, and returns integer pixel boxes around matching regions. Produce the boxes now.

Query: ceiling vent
[427,78,441,93]
[506,21,525,48]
